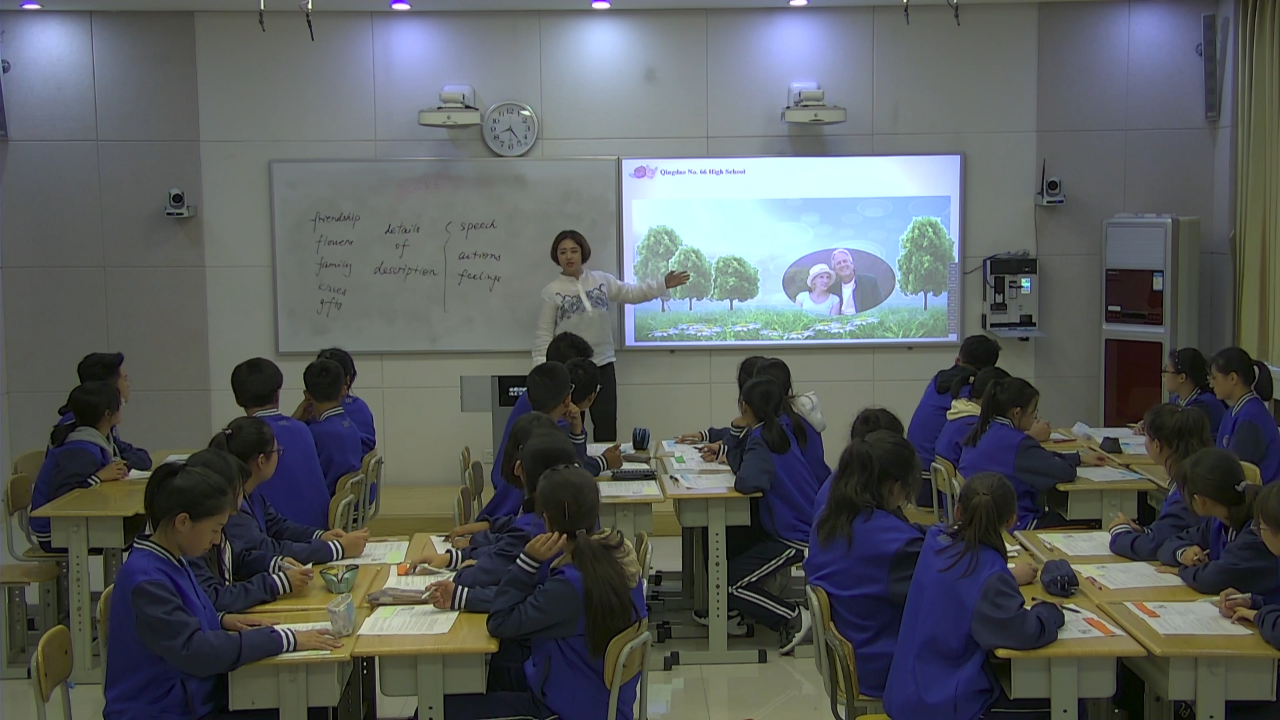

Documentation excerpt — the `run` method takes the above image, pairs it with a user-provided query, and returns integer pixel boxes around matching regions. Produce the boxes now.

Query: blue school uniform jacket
[1171,389,1227,436]
[448,514,551,613]
[1157,518,1280,599]
[906,368,973,471]
[342,392,376,454]
[1109,487,1197,561]
[190,537,292,613]
[936,414,979,469]
[569,426,608,477]
[104,538,297,720]
[487,546,648,720]
[224,490,345,566]
[1218,393,1280,484]
[31,428,117,550]
[57,409,151,470]
[481,392,532,521]
[884,526,1064,720]
[783,414,830,490]
[804,508,924,698]
[308,407,364,495]
[958,418,1080,530]
[728,423,819,547]
[251,409,330,528]
[1250,597,1280,648]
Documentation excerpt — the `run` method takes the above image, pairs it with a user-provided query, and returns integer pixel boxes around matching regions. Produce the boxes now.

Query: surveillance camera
[164,187,196,218]
[1044,177,1062,198]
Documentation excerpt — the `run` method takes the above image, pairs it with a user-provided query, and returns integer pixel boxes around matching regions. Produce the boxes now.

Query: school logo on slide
[630,165,657,179]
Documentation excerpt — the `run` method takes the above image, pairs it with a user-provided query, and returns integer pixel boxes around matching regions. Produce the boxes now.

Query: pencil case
[327,593,357,637]
[367,587,431,606]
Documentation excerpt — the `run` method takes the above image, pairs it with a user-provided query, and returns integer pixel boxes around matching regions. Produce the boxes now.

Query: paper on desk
[1038,532,1115,557]
[343,541,409,565]
[1049,432,1073,442]
[383,571,454,591]
[588,443,633,455]
[1075,563,1186,590]
[162,454,190,464]
[1126,601,1253,635]
[1083,426,1138,443]
[431,535,452,554]
[612,462,652,472]
[274,622,338,658]
[1076,467,1146,482]
[127,469,152,480]
[1118,438,1148,455]
[1006,542,1022,557]
[673,473,736,491]
[599,480,663,499]
[666,451,730,473]
[1057,606,1123,640]
[358,605,460,635]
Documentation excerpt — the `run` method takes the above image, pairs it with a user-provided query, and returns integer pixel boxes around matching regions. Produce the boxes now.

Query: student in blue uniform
[186,448,314,613]
[678,355,769,462]
[483,333,594,519]
[316,348,376,454]
[936,366,1010,469]
[959,377,1106,530]
[56,352,151,470]
[805,430,923,699]
[723,376,817,654]
[814,407,906,513]
[564,357,624,474]
[884,472,1062,720]
[302,359,363,495]
[1156,448,1280,597]
[443,466,647,720]
[906,336,1002,507]
[1210,347,1280,483]
[103,462,341,720]
[33,382,130,552]
[1163,347,1228,435]
[755,358,829,487]
[1108,404,1212,560]
[231,357,330,528]
[211,417,369,566]
[1219,482,1280,719]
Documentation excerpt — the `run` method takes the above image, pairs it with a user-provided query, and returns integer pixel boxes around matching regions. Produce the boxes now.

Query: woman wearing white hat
[795,263,841,316]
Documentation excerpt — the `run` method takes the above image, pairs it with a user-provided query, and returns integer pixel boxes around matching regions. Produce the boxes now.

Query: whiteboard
[270,158,620,353]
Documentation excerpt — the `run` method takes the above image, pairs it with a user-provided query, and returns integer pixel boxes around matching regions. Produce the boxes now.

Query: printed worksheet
[127,469,152,480]
[1076,467,1146,483]
[1118,438,1148,455]
[358,606,460,635]
[1075,563,1187,590]
[431,535,452,554]
[1126,601,1254,635]
[1038,532,1115,557]
[343,541,409,565]
[588,443,634,455]
[383,571,454,591]
[666,451,731,473]
[1057,606,1123,640]
[673,473,736,491]
[599,480,663,499]
[162,454,190,464]
[1049,432,1074,442]
[275,622,339,658]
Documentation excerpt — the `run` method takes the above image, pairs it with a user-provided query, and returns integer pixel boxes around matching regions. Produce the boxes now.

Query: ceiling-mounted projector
[418,84,482,127]
[781,81,847,125]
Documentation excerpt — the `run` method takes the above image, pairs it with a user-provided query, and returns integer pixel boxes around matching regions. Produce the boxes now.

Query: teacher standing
[533,229,690,442]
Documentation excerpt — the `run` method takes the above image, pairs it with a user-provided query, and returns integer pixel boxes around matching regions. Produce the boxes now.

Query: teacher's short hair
[551,230,591,264]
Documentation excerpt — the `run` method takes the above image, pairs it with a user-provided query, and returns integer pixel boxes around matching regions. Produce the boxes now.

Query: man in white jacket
[533,230,689,442]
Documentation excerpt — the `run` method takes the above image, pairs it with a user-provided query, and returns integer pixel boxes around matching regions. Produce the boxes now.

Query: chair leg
[639,639,651,720]
[2,585,29,679]
[38,578,57,638]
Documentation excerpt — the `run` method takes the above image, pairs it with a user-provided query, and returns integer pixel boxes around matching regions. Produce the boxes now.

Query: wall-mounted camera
[165,187,196,218]
[1034,160,1065,207]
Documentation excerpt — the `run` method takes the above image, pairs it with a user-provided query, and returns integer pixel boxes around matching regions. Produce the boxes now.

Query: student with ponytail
[884,473,1062,720]
[186,449,314,613]
[805,431,923,698]
[722,376,818,654]
[1209,347,1280,483]
[32,381,130,552]
[812,407,908,510]
[212,417,369,566]
[104,463,340,720]
[959,377,1106,530]
[754,357,830,483]
[443,467,646,720]
[1156,448,1280,597]
[1163,348,1228,434]
[935,366,1010,468]
[1108,404,1212,560]
[55,351,151,469]
[678,355,769,462]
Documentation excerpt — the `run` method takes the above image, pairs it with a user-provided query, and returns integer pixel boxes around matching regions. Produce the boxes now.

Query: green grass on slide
[633,304,949,342]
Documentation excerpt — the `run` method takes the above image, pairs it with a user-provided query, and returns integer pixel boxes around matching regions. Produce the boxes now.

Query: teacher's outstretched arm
[603,270,689,305]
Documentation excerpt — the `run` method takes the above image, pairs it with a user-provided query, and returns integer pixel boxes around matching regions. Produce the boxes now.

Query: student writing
[231,357,330,528]
[211,417,369,565]
[1210,347,1280,483]
[884,473,1062,720]
[317,347,376,454]
[805,430,924,698]
[186,448,314,613]
[443,467,647,720]
[55,352,151,470]
[1156,448,1279,597]
[1108,403,1212,560]
[906,335,1002,507]
[935,366,1010,469]
[1163,347,1228,435]
[302,359,364,495]
[958,377,1105,530]
[103,463,340,720]
[1218,482,1280,720]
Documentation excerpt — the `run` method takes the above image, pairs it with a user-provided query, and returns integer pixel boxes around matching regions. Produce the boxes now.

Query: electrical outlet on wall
[483,449,494,463]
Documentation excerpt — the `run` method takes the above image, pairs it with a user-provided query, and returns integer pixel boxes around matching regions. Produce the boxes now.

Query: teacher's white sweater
[533,268,667,366]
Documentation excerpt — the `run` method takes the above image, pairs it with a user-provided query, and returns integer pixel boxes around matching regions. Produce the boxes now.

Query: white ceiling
[4,0,1105,12]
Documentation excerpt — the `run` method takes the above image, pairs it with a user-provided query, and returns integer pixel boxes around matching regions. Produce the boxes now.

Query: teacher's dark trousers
[588,361,618,443]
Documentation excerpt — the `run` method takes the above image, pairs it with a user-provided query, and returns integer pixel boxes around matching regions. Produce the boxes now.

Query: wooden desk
[352,613,497,720]
[658,464,762,669]
[1132,464,1170,490]
[1100,601,1279,720]
[1054,476,1154,521]
[1078,569,1211,605]
[1017,530,1131,565]
[246,535,419,614]
[994,587,1145,716]
[228,609,364,720]
[597,478,667,538]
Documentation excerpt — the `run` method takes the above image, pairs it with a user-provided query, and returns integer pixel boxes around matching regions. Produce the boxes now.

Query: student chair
[604,620,652,720]
[1242,461,1262,486]
[930,459,961,525]
[12,450,44,484]
[329,477,361,533]
[468,460,485,509]
[453,485,474,527]
[97,585,114,657]
[2,556,60,679]
[808,585,883,719]
[359,450,384,524]
[459,446,472,487]
[634,531,653,584]
[30,625,73,720]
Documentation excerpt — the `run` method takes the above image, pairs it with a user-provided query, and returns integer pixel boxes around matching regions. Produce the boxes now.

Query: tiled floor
[7,538,840,719]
